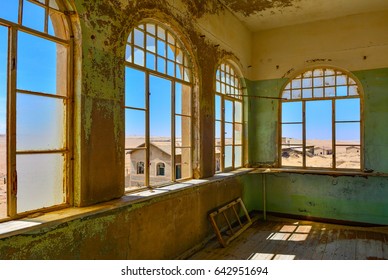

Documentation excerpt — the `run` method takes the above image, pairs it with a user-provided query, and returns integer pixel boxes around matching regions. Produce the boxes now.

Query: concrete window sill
[250,167,388,177]
[0,168,253,240]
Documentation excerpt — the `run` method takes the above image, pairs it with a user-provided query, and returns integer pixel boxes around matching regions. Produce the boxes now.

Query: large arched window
[0,0,71,220]
[215,62,243,172]
[280,67,362,170]
[124,20,193,191]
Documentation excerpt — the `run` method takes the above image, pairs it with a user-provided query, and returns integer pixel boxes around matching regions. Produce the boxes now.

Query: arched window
[215,62,243,172]
[156,162,165,176]
[124,20,193,189]
[0,0,71,220]
[280,67,362,170]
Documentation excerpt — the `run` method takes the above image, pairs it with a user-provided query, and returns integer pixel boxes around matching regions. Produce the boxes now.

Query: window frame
[279,67,364,171]
[0,0,72,221]
[124,19,194,190]
[214,61,244,173]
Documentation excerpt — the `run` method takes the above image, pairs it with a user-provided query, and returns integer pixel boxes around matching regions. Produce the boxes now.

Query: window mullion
[171,81,176,181]
[302,101,306,168]
[221,96,225,171]
[145,72,150,187]
[332,99,336,169]
[7,27,17,218]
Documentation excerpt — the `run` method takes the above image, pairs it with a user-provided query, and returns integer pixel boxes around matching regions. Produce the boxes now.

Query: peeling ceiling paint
[218,0,388,31]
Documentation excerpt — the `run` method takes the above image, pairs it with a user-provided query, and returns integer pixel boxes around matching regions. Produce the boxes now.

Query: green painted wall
[246,68,388,225]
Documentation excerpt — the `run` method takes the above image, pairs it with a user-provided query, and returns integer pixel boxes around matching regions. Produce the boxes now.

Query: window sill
[0,168,253,240]
[249,167,388,177]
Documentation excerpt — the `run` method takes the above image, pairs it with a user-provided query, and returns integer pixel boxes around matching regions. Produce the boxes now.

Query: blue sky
[282,98,361,141]
[0,1,61,147]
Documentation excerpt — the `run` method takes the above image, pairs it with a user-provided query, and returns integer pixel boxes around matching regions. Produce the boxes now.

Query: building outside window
[280,67,362,170]
[124,20,193,191]
[215,62,243,172]
[0,0,71,220]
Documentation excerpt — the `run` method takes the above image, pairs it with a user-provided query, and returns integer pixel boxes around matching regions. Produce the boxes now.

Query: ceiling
[219,0,388,32]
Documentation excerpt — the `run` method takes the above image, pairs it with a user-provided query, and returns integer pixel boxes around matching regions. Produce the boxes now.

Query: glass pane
[125,67,145,109]
[282,90,290,100]
[18,32,66,95]
[325,87,335,97]
[282,124,302,143]
[157,40,166,56]
[337,75,347,86]
[146,23,155,35]
[175,116,191,146]
[167,44,175,60]
[176,48,183,64]
[175,83,191,116]
[125,109,145,148]
[215,120,221,146]
[225,145,232,169]
[176,64,183,80]
[336,98,360,121]
[325,76,335,87]
[306,100,332,143]
[302,78,312,88]
[336,123,360,143]
[150,75,171,137]
[125,151,146,191]
[291,79,301,89]
[176,147,191,179]
[134,47,144,66]
[292,89,301,99]
[349,85,359,96]
[336,145,360,169]
[281,144,303,167]
[235,123,242,145]
[134,29,144,48]
[225,100,233,122]
[234,146,242,168]
[305,100,332,168]
[225,123,233,145]
[313,87,323,98]
[313,77,323,87]
[157,57,166,74]
[146,35,155,53]
[146,52,155,70]
[22,0,45,33]
[150,77,171,186]
[0,26,8,219]
[157,26,165,39]
[235,101,242,123]
[49,0,59,9]
[282,102,302,123]
[0,0,19,22]
[17,93,65,151]
[125,45,132,62]
[215,147,221,172]
[215,95,221,121]
[167,61,174,77]
[336,86,347,97]
[183,67,191,82]
[302,88,312,99]
[17,153,65,213]
[307,145,332,168]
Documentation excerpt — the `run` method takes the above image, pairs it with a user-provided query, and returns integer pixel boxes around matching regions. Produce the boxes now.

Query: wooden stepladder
[208,198,252,247]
